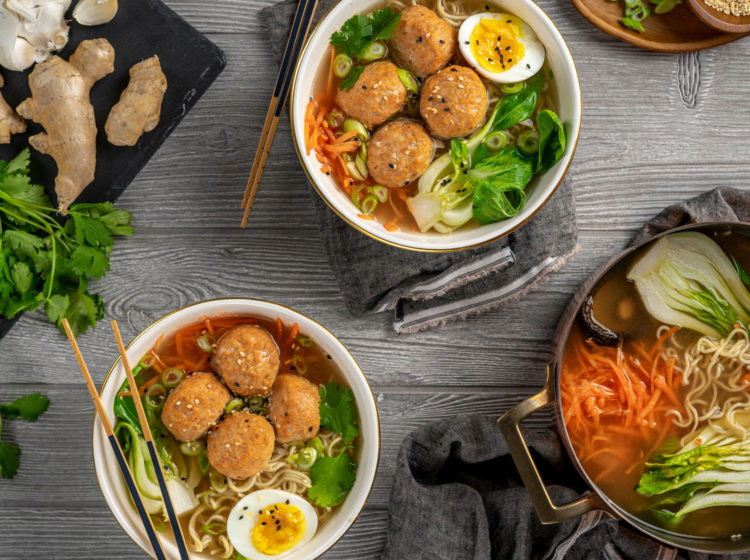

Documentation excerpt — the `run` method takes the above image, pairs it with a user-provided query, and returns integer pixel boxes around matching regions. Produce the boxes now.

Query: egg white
[227,489,318,560]
[458,13,545,84]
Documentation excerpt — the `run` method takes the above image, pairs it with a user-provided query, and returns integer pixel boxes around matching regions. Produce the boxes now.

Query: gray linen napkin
[380,187,750,560]
[260,0,578,334]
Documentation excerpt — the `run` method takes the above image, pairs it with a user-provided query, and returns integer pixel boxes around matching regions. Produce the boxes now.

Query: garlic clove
[73,0,118,26]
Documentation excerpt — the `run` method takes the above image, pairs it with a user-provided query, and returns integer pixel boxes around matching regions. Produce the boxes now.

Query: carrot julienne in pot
[561,327,684,484]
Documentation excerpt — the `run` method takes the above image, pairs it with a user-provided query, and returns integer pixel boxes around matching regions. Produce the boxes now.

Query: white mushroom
[73,0,118,26]
[0,0,71,72]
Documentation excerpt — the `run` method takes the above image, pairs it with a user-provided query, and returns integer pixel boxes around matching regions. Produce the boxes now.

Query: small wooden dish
[570,0,749,51]
[685,0,750,33]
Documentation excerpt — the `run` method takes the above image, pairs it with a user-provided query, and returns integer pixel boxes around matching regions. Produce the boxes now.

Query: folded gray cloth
[381,187,750,560]
[260,0,578,334]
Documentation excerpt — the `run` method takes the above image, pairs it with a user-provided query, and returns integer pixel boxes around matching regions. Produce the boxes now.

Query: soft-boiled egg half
[458,13,545,83]
[227,489,318,559]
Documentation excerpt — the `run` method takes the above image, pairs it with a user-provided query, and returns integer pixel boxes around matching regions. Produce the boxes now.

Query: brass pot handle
[497,366,601,524]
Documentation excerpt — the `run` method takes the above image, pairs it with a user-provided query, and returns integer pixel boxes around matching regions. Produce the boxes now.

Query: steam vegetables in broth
[304,0,566,234]
[113,316,360,558]
[562,229,750,539]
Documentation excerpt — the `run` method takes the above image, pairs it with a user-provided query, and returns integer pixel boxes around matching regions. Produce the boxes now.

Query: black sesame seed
[259,510,263,514]
[234,382,239,387]
[505,46,511,51]
[463,169,468,174]
[239,516,244,520]
[389,163,395,168]
[284,412,288,416]
[441,98,446,103]
[181,477,186,481]
[417,36,423,43]
[327,354,332,359]
[277,526,281,531]
[290,365,296,370]
[487,58,493,63]
[428,96,433,101]
[476,40,479,45]
[243,507,248,511]
[497,36,502,41]
[507,19,512,23]
[439,39,446,44]
[286,499,290,504]
[326,172,331,176]
[362,85,367,89]
[508,58,512,63]
[308,426,313,432]
[261,522,266,526]
[276,519,280,524]
[485,4,489,8]
[275,505,279,511]
[464,41,470,45]
[244,419,249,423]
[450,67,457,72]
[444,107,450,112]
[526,64,531,69]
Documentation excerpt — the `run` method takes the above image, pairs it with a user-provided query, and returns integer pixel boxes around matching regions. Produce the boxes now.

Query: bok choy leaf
[627,232,750,338]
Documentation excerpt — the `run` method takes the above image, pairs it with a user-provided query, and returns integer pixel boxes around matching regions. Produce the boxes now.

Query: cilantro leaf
[98,209,134,237]
[339,64,365,91]
[10,261,33,294]
[0,441,20,480]
[0,393,50,421]
[319,382,359,441]
[71,213,113,250]
[308,452,357,507]
[71,245,109,278]
[4,149,29,175]
[63,284,104,336]
[329,8,401,58]
[3,230,43,261]
[45,294,69,325]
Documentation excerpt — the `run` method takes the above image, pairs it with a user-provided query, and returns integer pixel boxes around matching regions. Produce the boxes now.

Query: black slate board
[0,0,225,339]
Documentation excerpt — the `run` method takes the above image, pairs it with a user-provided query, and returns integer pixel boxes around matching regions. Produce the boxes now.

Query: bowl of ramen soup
[499,222,750,553]
[290,0,581,251]
[92,299,379,560]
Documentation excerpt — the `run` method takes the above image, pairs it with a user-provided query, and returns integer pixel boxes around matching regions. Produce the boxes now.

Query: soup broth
[561,226,750,540]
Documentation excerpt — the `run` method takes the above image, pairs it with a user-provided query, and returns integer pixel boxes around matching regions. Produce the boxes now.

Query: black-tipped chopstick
[111,320,192,560]
[62,319,168,560]
[240,0,319,227]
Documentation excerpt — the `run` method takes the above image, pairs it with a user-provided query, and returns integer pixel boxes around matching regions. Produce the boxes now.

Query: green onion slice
[484,131,509,152]
[297,335,315,348]
[361,40,387,62]
[396,68,419,93]
[500,82,524,94]
[161,367,185,388]
[145,383,166,410]
[355,155,368,179]
[201,522,226,536]
[343,118,369,142]
[196,332,215,353]
[517,129,540,155]
[327,109,345,129]
[225,398,244,415]
[369,185,389,203]
[180,440,204,457]
[334,53,353,78]
[248,395,266,413]
[361,194,378,215]
[139,354,156,369]
[209,470,228,492]
[292,354,309,375]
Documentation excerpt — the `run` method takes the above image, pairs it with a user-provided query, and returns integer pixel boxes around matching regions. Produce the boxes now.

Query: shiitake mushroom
[578,295,620,347]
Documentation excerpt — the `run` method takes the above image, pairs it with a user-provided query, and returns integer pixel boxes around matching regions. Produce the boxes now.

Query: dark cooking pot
[498,221,750,554]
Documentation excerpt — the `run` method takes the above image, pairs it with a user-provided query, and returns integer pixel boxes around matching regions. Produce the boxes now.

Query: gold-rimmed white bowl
[290,0,581,252]
[92,298,380,559]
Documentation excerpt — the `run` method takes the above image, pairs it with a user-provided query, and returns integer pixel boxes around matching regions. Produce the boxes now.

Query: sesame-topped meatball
[161,372,231,442]
[335,61,407,129]
[268,374,321,443]
[420,65,488,139]
[389,5,456,77]
[207,411,275,480]
[212,324,280,397]
[366,119,434,188]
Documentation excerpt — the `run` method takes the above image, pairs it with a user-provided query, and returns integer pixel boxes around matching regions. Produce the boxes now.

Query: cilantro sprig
[0,149,133,336]
[0,393,50,479]
[329,7,401,91]
[319,382,359,441]
[308,452,357,507]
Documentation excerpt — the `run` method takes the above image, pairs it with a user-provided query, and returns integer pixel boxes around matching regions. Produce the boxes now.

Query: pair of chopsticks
[240,0,319,228]
[63,319,191,560]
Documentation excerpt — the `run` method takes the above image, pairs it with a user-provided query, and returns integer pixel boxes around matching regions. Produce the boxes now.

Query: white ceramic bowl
[92,298,380,560]
[290,0,581,252]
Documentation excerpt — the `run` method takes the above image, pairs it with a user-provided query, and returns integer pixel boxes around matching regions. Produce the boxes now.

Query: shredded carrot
[561,328,685,486]
[357,214,375,220]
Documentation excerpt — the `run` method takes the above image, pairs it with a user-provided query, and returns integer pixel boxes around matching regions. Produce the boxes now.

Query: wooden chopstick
[240,0,319,227]
[111,320,192,560]
[61,319,168,560]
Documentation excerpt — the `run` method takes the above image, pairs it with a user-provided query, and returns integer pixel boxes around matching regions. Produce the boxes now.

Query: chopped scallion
[333,53,353,78]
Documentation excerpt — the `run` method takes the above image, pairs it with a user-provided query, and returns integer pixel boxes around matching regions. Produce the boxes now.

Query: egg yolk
[469,16,525,74]
[251,503,306,555]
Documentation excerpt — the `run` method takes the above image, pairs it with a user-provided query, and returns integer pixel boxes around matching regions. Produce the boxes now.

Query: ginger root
[0,73,26,143]
[105,55,166,147]
[16,38,114,214]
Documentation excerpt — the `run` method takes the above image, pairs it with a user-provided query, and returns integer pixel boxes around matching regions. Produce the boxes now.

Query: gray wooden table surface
[1,0,748,557]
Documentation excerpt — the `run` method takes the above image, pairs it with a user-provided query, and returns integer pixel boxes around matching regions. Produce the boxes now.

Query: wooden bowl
[570,0,749,51]
[685,0,750,33]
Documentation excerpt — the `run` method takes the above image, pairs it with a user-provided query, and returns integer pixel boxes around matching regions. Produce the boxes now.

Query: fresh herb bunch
[0,149,133,336]
[0,393,50,479]
[611,0,681,32]
[329,7,402,91]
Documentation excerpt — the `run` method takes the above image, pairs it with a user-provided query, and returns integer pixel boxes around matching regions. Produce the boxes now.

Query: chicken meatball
[161,372,231,442]
[367,119,434,188]
[212,324,280,397]
[335,61,407,129]
[420,65,488,138]
[389,5,456,77]
[268,374,321,443]
[207,411,275,480]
